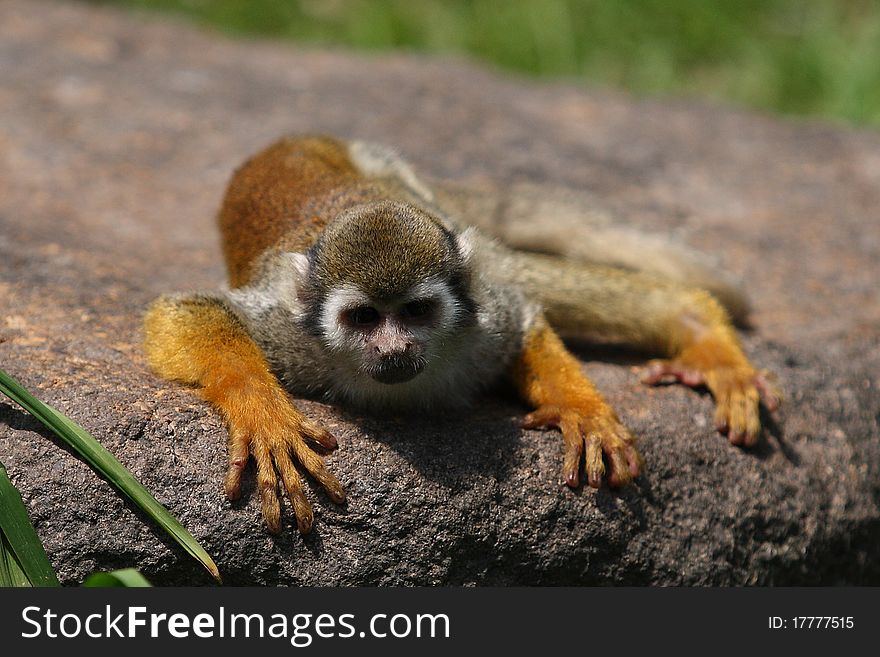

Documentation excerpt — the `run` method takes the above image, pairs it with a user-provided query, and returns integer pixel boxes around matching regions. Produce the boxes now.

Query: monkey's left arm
[511,316,643,489]
[508,261,782,489]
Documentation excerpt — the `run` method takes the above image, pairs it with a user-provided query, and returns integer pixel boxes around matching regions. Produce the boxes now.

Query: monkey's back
[218,136,387,288]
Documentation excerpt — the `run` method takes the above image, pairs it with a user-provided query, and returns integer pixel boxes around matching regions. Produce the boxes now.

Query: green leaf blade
[0,368,221,583]
[82,568,152,587]
[1,535,34,587]
[0,462,60,587]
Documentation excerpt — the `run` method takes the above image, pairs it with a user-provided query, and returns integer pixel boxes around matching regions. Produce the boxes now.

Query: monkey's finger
[299,420,338,450]
[642,360,704,387]
[585,434,604,489]
[754,370,782,412]
[712,387,732,434]
[641,360,675,385]
[624,444,643,478]
[727,386,761,447]
[273,451,314,534]
[252,438,282,534]
[604,438,632,489]
[224,428,250,501]
[522,407,561,430]
[679,369,706,387]
[560,419,584,488]
[726,389,748,446]
[289,437,347,504]
[742,387,762,448]
[609,422,643,478]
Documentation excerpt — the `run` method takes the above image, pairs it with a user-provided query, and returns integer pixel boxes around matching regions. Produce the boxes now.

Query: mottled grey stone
[0,0,878,585]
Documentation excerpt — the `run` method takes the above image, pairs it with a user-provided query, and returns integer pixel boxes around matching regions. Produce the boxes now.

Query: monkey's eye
[401,299,435,319]
[347,306,380,327]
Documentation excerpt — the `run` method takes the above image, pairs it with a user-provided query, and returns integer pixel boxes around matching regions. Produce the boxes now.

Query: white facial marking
[320,284,372,352]
[401,276,461,341]
[320,277,461,365]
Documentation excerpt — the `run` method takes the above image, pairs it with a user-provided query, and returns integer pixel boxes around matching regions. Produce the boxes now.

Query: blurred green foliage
[87,0,880,126]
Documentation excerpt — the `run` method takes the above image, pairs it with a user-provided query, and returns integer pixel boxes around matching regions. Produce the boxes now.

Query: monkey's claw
[223,394,346,534]
[523,406,642,489]
[643,359,781,447]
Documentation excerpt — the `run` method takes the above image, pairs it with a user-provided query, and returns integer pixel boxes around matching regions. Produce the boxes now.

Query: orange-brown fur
[220,136,378,287]
[513,318,642,488]
[144,295,345,533]
[640,291,778,445]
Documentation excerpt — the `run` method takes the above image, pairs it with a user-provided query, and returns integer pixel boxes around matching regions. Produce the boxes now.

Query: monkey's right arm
[506,252,781,448]
[143,294,346,534]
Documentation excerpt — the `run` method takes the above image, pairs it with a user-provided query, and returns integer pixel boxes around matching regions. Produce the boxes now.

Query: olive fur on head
[300,200,477,336]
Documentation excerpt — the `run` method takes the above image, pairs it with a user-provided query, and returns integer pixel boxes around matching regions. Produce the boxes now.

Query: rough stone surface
[1,0,878,586]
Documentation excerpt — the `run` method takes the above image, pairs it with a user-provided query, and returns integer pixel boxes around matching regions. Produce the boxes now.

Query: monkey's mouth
[369,356,424,385]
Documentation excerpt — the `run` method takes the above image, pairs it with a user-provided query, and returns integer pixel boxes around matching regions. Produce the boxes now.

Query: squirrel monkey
[144,135,780,534]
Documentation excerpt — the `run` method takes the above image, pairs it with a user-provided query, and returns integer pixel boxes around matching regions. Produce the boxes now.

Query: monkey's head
[298,201,477,385]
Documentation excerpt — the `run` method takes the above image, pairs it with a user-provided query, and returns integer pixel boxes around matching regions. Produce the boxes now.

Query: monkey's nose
[374,341,413,356]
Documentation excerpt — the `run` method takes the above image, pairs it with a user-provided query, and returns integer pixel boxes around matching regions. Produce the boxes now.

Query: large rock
[1,0,878,585]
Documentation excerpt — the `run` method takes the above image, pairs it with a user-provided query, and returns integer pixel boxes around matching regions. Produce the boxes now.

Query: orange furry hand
[144,295,348,535]
[523,405,642,489]
[642,334,781,447]
[221,385,346,534]
[513,320,643,490]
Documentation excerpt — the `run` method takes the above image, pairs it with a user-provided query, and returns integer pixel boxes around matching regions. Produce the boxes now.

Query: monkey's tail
[494,246,741,351]
[522,224,752,326]
[489,202,749,325]
[435,181,751,324]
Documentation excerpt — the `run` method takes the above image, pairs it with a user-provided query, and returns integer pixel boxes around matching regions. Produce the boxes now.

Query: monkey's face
[301,201,477,386]
[318,278,466,385]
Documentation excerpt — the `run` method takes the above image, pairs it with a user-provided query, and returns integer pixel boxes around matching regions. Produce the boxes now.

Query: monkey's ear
[456,227,477,264]
[278,252,314,305]
[280,252,311,281]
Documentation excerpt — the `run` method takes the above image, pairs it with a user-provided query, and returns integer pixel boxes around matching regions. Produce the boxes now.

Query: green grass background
[86,0,880,126]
